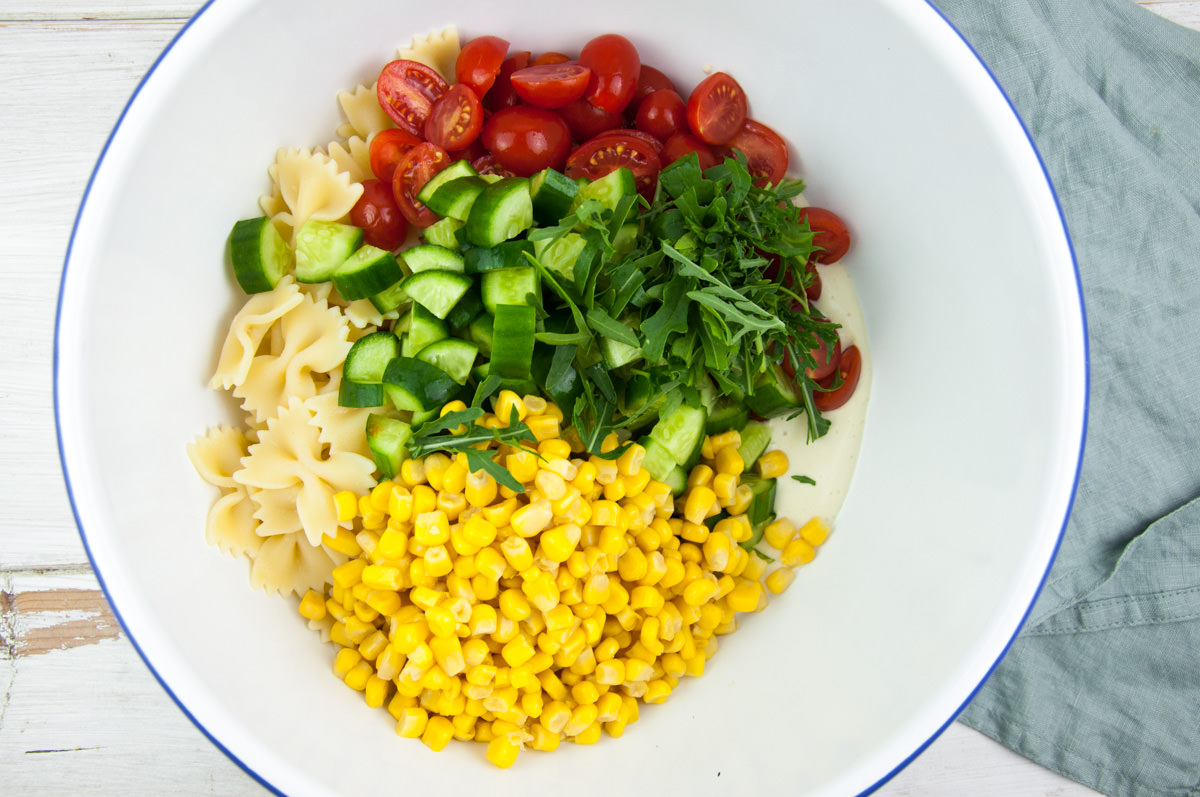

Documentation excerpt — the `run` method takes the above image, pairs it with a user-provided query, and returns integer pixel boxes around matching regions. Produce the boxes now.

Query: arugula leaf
[586,307,640,348]
[791,474,817,485]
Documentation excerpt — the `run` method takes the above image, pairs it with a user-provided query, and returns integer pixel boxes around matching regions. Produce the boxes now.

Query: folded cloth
[931,1,1200,794]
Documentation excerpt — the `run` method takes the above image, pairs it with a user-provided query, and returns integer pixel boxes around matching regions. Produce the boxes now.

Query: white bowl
[55,0,1086,794]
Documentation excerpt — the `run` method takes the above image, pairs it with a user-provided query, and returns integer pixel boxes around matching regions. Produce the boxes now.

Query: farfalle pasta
[261,147,363,245]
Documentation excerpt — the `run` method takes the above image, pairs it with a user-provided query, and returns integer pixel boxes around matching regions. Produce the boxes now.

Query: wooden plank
[1139,0,1200,29]
[0,3,196,22]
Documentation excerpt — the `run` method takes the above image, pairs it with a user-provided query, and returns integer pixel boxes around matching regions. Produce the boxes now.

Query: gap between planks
[0,566,121,664]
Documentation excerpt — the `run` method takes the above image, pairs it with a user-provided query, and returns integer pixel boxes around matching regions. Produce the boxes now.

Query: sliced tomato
[424,83,484,151]
[369,128,422,183]
[719,119,789,187]
[630,64,677,108]
[456,35,509,98]
[447,137,487,164]
[685,72,747,146]
[484,51,531,111]
[510,63,592,109]
[481,106,573,176]
[578,33,641,113]
[805,262,822,301]
[471,154,517,178]
[557,98,624,142]
[813,345,862,412]
[530,51,572,66]
[591,127,663,154]
[806,336,842,381]
[376,59,448,137]
[391,142,450,229]
[635,89,687,142]
[350,179,409,250]
[661,132,717,169]
[797,206,851,264]
[566,132,662,198]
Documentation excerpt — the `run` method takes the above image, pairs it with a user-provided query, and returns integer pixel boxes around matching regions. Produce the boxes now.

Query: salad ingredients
[481,106,573,176]
[377,59,450,137]
[424,83,484,151]
[578,33,641,113]
[685,71,748,146]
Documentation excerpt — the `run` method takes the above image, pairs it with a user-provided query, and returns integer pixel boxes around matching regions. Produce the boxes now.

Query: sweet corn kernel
[766,566,796,594]
[756,449,790,479]
[781,537,817,567]
[684,486,717,525]
[764,517,798,550]
[421,715,455,752]
[298,589,327,621]
[799,516,831,546]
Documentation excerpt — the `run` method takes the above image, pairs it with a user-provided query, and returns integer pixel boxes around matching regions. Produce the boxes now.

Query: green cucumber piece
[415,338,478,385]
[416,160,479,205]
[573,167,636,216]
[402,244,465,274]
[600,334,642,370]
[294,220,364,283]
[230,217,292,294]
[365,414,413,480]
[472,363,538,398]
[398,303,448,358]
[332,245,403,301]
[649,403,708,467]
[742,474,778,528]
[368,280,409,314]
[464,177,533,248]
[744,364,803,418]
[489,304,536,380]
[424,175,488,222]
[612,222,640,260]
[638,436,677,484]
[530,167,579,225]
[381,357,460,413]
[706,401,750,435]
[737,421,772,469]
[400,269,473,320]
[481,266,540,314]
[532,233,588,283]
[464,239,535,274]
[663,465,688,496]
[467,313,494,358]
[445,286,484,333]
[423,217,465,250]
[338,380,384,409]
[343,331,400,383]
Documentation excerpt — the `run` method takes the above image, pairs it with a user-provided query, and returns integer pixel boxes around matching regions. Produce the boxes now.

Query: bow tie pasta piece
[323,135,373,185]
[206,487,265,559]
[187,425,251,489]
[210,278,303,391]
[305,391,373,460]
[337,85,394,141]
[262,147,364,246]
[250,532,344,597]
[396,25,460,83]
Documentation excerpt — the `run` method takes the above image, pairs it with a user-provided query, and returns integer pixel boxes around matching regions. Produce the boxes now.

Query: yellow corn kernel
[463,471,497,510]
[500,536,533,572]
[539,523,580,563]
[395,706,429,738]
[781,537,817,567]
[615,443,645,477]
[509,499,550,537]
[710,473,736,506]
[413,510,450,547]
[699,436,714,462]
[298,589,327,621]
[429,635,466,677]
[322,525,362,558]
[687,464,714,490]
[528,723,560,752]
[501,634,537,668]
[344,660,374,691]
[714,445,745,477]
[766,565,796,594]
[683,574,720,606]
[504,450,539,485]
[644,678,673,704]
[331,558,367,589]
[728,483,754,515]
[764,517,798,550]
[622,469,652,500]
[423,545,453,579]
[374,527,408,560]
[617,546,648,582]
[709,429,742,452]
[485,735,521,769]
[499,588,533,623]
[364,674,390,708]
[684,486,717,526]
[799,516,831,546]
[629,585,666,615]
[360,564,403,591]
[473,545,507,581]
[525,413,561,443]
[399,458,426,487]
[534,469,567,501]
[421,715,455,752]
[333,647,362,679]
[387,488,414,524]
[755,448,790,479]
[725,578,764,614]
[702,531,732,572]
[494,390,528,424]
[334,491,359,522]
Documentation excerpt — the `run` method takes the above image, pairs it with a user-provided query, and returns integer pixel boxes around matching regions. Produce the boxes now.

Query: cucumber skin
[293,220,363,283]
[737,421,772,468]
[230,217,292,294]
[365,414,413,480]
[649,404,709,467]
[338,379,384,409]
[331,246,403,301]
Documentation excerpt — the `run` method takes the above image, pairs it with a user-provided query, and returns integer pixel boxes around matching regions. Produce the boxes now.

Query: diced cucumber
[530,167,579,225]
[416,159,479,205]
[737,421,772,469]
[365,414,413,480]
[481,266,540,314]
[402,244,465,274]
[490,304,536,380]
[423,217,465,250]
[744,364,803,418]
[424,175,488,222]
[621,373,663,427]
[573,167,636,216]
[638,436,677,483]
[415,338,478,385]
[649,403,708,467]
[464,239,535,274]
[600,334,642,370]
[332,245,403,301]
[294,220,363,283]
[445,286,484,333]
[229,217,292,294]
[338,380,384,409]
[742,473,778,528]
[532,233,588,282]
[400,269,472,320]
[472,363,539,398]
[706,401,750,435]
[368,280,409,314]
[467,312,494,358]
[398,302,448,358]
[612,222,640,260]
[343,331,400,383]
[381,357,461,413]
[662,465,688,496]
[465,177,534,248]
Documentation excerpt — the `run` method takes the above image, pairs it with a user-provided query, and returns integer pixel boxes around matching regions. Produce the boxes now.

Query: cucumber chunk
[744,364,803,418]
[706,401,750,435]
[490,304,536,380]
[649,403,708,467]
[417,160,479,205]
[400,269,473,320]
[532,233,589,283]
[530,167,579,225]
[424,175,488,222]
[742,473,778,528]
[230,217,292,294]
[467,312,494,358]
[398,303,448,358]
[368,280,409,314]
[573,167,636,216]
[465,177,534,248]
[402,244,465,274]
[464,239,535,274]
[445,286,484,333]
[736,420,772,469]
[381,357,460,413]
[338,380,384,408]
[365,414,413,479]
[343,331,400,383]
[294,220,364,283]
[415,338,478,385]
[663,465,688,496]
[638,436,677,484]
[423,217,465,250]
[332,245,403,300]
[481,266,540,314]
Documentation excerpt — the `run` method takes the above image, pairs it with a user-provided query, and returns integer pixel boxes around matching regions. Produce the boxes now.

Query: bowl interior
[56,0,1085,794]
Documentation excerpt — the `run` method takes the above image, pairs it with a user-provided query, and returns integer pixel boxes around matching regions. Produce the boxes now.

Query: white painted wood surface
[2,2,1196,794]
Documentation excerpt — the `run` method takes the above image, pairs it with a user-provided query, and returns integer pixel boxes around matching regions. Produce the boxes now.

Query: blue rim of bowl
[52,2,1089,795]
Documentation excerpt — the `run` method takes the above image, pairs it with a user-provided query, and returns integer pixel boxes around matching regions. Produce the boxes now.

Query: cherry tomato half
[392,142,450,229]
[630,64,677,108]
[510,63,592,109]
[484,51,531,111]
[557,98,624,142]
[813,344,862,412]
[447,137,487,164]
[471,154,517,178]
[530,51,572,66]
[719,119,789,187]
[578,33,641,113]
[797,206,852,264]
[369,128,422,184]
[635,89,687,142]
[350,179,409,250]
[566,131,662,198]
[686,72,747,146]
[806,336,842,381]
[376,59,448,137]
[591,127,663,154]
[456,35,509,98]
[661,132,717,169]
[482,106,573,176]
[424,83,484,151]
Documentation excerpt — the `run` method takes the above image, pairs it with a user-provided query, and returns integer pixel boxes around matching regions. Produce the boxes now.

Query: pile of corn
[301,391,829,768]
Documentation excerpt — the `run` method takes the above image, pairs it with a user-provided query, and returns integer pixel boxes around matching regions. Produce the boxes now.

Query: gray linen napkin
[929,1,1200,795]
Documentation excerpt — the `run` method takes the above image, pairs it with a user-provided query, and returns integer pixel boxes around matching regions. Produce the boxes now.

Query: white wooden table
[3,2,1197,794]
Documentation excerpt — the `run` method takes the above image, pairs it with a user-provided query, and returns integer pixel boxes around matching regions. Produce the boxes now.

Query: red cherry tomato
[797,206,852,264]
[590,127,663,154]
[391,142,450,229]
[530,51,572,66]
[350,179,409,250]
[578,33,641,113]
[510,63,592,109]
[630,64,677,108]
[424,83,484,151]
[805,262,823,301]
[482,106,573,176]
[685,72,747,146]
[806,336,842,381]
[566,132,662,198]
[814,345,862,412]
[471,154,517,178]
[447,137,487,164]
[369,128,422,183]
[557,98,624,141]
[635,89,687,142]
[456,35,509,98]
[376,60,449,137]
[484,51,531,111]
[661,132,717,169]
[718,119,789,187]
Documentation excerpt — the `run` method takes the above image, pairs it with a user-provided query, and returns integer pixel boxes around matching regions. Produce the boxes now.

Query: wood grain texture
[2,1,1197,795]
